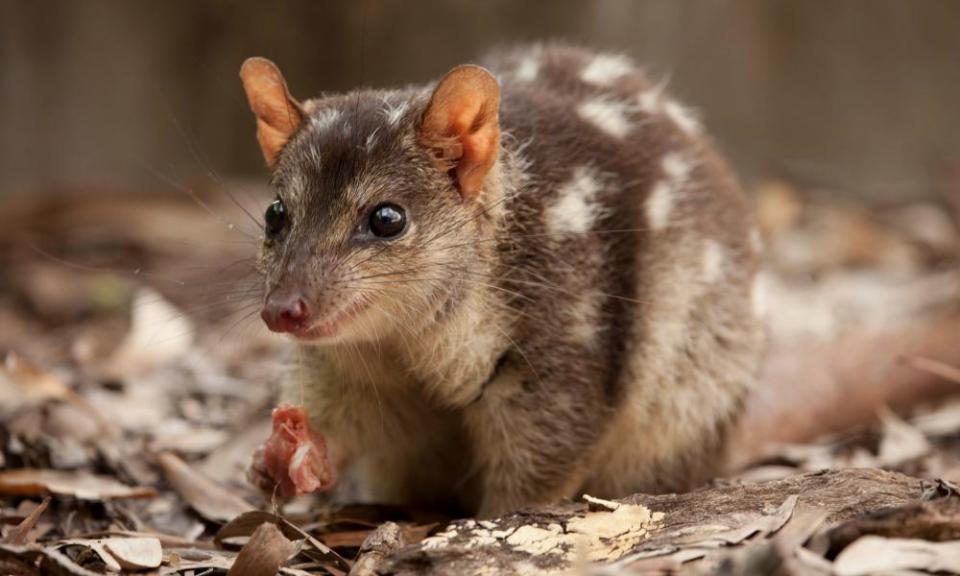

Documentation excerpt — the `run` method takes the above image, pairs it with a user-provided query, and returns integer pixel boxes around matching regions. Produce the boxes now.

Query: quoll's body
[242,45,764,517]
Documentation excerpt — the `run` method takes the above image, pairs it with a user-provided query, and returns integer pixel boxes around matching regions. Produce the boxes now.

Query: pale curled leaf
[56,539,122,572]
[107,287,194,375]
[877,408,931,467]
[156,451,253,523]
[103,537,163,570]
[834,536,960,575]
[0,469,155,500]
[56,538,163,571]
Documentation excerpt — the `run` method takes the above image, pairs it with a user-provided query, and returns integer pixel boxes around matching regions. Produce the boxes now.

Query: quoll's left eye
[264,198,287,238]
[369,203,406,238]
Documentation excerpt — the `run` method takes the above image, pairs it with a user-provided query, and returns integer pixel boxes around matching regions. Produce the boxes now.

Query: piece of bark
[227,522,295,576]
[379,469,948,576]
[350,522,405,576]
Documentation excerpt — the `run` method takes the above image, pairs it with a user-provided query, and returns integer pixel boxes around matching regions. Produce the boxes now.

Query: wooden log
[378,469,953,575]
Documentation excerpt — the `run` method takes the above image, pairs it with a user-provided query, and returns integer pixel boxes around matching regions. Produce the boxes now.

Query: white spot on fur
[663,100,701,134]
[752,273,770,318]
[645,153,692,231]
[382,101,408,126]
[581,54,633,86]
[570,289,602,347]
[577,97,632,139]
[702,240,725,283]
[661,152,693,180]
[515,56,540,82]
[545,166,605,234]
[645,182,674,232]
[311,108,340,131]
[637,90,660,114]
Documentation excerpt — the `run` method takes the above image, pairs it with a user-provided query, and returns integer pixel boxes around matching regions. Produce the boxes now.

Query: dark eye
[264,198,287,238]
[368,204,406,238]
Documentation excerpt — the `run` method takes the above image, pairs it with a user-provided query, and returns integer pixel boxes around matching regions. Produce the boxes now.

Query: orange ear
[239,57,304,168]
[419,65,501,201]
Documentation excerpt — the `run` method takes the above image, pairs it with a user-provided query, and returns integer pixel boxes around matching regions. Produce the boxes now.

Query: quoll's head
[240,58,502,344]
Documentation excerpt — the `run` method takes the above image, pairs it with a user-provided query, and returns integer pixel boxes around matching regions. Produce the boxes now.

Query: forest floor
[1,179,959,575]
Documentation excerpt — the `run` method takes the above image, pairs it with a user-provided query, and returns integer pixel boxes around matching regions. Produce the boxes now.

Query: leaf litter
[0,182,960,573]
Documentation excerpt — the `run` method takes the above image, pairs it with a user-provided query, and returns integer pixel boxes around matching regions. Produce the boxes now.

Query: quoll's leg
[464,361,607,518]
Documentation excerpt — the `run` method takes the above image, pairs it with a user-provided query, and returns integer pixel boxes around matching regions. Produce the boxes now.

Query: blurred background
[3,4,960,566]
[2,0,960,203]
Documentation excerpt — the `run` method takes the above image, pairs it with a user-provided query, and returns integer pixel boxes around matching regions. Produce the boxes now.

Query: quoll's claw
[253,405,336,498]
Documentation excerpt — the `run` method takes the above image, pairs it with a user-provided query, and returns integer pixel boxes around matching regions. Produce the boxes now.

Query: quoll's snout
[261,290,311,333]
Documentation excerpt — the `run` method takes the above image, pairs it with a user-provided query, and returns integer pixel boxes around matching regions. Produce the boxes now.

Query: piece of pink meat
[259,405,335,497]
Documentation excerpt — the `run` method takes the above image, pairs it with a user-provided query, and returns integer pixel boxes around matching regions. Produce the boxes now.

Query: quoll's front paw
[249,405,337,498]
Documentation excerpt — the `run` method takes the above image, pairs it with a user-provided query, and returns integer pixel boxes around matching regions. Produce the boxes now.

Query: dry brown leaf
[1,354,115,436]
[156,451,253,523]
[321,529,376,549]
[227,522,296,576]
[2,497,50,545]
[834,536,960,575]
[216,510,351,572]
[1,353,71,408]
[0,469,155,500]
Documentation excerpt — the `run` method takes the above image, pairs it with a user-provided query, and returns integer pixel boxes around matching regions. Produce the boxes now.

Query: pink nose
[261,293,310,333]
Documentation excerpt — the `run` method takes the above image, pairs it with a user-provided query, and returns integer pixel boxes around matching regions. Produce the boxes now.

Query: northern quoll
[241,44,765,518]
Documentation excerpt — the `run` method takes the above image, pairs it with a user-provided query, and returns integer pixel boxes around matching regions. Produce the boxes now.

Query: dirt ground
[1,179,960,575]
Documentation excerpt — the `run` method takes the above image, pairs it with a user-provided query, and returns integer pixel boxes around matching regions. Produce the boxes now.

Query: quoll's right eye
[265,198,287,238]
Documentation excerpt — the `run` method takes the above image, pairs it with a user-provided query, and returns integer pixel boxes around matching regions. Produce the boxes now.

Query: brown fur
[250,44,764,517]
